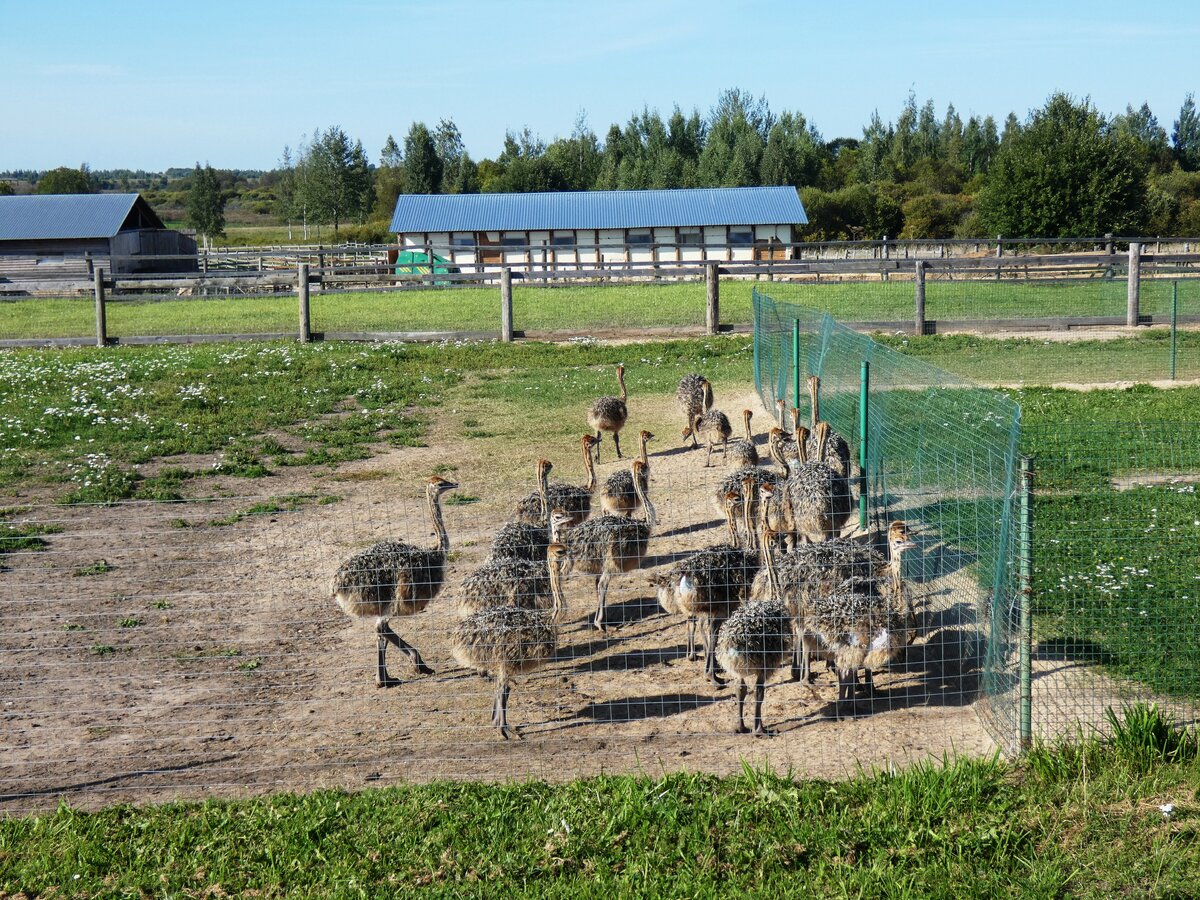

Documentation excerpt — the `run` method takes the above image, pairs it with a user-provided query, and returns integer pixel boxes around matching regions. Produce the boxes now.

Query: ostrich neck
[582,442,596,492]
[618,370,627,402]
[809,379,820,429]
[815,428,829,461]
[548,556,566,618]
[538,464,550,520]
[427,489,449,554]
[633,468,655,530]
[743,413,753,442]
[795,433,808,466]
[639,436,649,467]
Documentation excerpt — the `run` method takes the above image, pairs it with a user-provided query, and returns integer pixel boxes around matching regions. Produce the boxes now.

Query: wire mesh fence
[1026,422,1200,741]
[751,288,1024,751]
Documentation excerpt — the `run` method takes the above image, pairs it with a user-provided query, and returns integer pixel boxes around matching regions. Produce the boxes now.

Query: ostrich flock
[331,366,919,740]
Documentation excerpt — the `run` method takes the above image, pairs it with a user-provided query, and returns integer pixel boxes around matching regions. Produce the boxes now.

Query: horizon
[3,0,1198,172]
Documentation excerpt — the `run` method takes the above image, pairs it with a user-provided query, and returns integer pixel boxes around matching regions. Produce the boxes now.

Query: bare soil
[0,389,996,813]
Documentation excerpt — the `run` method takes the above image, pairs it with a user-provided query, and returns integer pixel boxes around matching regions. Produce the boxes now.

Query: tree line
[8,89,1200,243]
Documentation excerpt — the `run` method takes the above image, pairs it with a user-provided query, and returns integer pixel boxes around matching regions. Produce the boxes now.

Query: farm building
[0,193,197,282]
[388,186,808,272]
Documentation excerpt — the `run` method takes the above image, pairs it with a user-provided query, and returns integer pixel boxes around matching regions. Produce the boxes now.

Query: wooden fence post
[705,262,720,335]
[1127,242,1141,327]
[500,268,514,342]
[93,268,107,347]
[298,263,311,343]
[914,260,926,335]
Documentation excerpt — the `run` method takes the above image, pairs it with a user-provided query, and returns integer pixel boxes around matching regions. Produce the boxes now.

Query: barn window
[627,229,652,245]
[451,233,476,247]
[679,229,703,246]
[501,232,526,247]
[551,232,575,247]
[728,228,754,245]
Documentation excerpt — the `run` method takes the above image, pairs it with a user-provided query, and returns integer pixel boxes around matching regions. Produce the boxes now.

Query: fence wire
[753,288,1024,751]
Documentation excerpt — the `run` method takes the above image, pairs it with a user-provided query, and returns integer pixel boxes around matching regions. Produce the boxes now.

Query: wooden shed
[0,193,197,285]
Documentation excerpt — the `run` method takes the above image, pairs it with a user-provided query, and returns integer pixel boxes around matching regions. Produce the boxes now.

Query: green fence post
[1171,281,1178,381]
[1019,455,1034,752]
[859,360,869,531]
[792,318,801,410]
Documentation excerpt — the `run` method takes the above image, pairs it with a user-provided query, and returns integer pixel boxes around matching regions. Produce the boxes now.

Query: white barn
[388,186,808,272]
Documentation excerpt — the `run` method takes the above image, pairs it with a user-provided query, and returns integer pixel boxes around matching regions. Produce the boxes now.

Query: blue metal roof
[390,186,807,234]
[0,193,162,241]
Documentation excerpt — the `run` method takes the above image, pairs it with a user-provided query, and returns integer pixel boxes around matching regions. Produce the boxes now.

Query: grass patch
[444,492,481,505]
[1,708,1198,896]
[72,560,114,577]
[88,645,116,657]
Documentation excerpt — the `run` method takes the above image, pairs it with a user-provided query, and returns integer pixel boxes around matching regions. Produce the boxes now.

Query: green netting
[753,288,1025,752]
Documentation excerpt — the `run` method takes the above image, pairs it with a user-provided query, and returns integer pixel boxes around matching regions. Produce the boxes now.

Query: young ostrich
[598,430,654,516]
[452,543,567,739]
[651,543,759,685]
[805,375,853,479]
[727,409,760,468]
[556,459,655,631]
[489,520,553,564]
[514,443,594,527]
[676,374,713,447]
[782,423,850,545]
[714,534,793,736]
[587,364,629,461]
[331,475,457,687]
[456,555,554,615]
[687,409,733,468]
[713,466,781,548]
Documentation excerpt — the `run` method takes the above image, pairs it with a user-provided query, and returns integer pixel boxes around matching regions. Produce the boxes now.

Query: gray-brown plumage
[331,475,457,687]
[587,364,629,460]
[687,409,733,467]
[489,520,552,563]
[650,543,759,685]
[456,555,552,615]
[557,459,655,631]
[781,423,852,544]
[451,544,566,739]
[714,466,781,548]
[676,374,712,447]
[599,429,653,516]
[768,425,799,470]
[727,409,760,468]
[514,441,595,527]
[715,598,793,736]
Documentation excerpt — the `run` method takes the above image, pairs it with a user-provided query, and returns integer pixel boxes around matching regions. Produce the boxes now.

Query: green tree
[977,93,1149,237]
[1173,94,1200,171]
[545,113,602,190]
[36,165,95,194]
[856,112,891,184]
[299,126,373,232]
[760,111,825,188]
[403,122,443,194]
[374,134,408,217]
[0,181,13,196]
[698,89,771,186]
[185,163,225,246]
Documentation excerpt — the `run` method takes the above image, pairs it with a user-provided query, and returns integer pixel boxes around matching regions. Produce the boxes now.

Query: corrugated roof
[0,193,163,241]
[390,186,808,234]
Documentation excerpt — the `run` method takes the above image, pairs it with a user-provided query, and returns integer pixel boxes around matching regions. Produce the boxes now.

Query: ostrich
[651,543,759,685]
[715,594,793,736]
[598,429,654,516]
[452,543,567,739]
[781,423,850,545]
[331,475,457,687]
[768,425,799,471]
[676,374,713,446]
[587,364,629,461]
[514,442,594,527]
[805,375,853,479]
[727,409,760,468]
[713,466,781,549]
[687,409,733,468]
[456,556,553,615]
[489,521,553,564]
[556,459,655,631]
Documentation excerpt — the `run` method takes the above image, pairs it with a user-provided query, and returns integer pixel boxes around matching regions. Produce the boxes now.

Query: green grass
[71,560,114,577]
[2,709,1198,896]
[6,278,1197,342]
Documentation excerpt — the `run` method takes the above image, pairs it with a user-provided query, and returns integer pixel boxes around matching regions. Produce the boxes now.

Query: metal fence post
[297,263,311,343]
[93,268,107,347]
[859,360,869,531]
[1127,242,1141,327]
[914,260,926,335]
[500,268,514,342]
[706,262,720,335]
[1171,281,1178,380]
[1019,455,1034,752]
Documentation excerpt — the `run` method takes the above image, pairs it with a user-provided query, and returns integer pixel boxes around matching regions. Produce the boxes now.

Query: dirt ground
[0,388,1001,814]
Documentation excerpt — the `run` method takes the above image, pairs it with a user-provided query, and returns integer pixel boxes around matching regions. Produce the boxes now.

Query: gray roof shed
[0,193,165,241]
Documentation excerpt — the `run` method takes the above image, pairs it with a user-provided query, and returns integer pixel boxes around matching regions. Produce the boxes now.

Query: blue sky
[3,0,1198,171]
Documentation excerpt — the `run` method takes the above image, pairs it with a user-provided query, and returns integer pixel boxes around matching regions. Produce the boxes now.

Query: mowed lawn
[3,277,1197,340]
